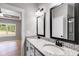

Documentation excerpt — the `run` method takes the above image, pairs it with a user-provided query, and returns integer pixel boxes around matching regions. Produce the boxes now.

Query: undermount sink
[43,44,65,56]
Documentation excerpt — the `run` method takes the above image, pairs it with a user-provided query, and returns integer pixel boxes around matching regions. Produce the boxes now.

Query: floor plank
[0,40,21,56]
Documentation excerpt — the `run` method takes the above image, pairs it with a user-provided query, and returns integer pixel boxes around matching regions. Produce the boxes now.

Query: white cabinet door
[30,44,35,56]
[26,40,31,56]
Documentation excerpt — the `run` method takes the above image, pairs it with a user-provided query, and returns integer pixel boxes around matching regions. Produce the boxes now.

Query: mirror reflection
[50,3,75,41]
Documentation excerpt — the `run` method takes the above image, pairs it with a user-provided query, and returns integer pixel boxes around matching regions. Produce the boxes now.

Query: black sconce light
[36,8,44,17]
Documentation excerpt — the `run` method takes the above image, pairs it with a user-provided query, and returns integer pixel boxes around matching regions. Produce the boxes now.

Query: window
[0,23,16,37]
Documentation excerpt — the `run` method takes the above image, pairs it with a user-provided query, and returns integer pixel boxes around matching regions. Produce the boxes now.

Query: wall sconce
[36,8,44,17]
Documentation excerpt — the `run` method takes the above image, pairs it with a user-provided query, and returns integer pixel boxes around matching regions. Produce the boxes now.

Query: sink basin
[43,44,65,56]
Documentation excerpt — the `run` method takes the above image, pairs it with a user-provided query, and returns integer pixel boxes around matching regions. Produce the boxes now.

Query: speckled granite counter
[27,38,79,56]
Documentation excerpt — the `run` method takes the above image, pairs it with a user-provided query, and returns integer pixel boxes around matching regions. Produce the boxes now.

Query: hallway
[0,40,21,56]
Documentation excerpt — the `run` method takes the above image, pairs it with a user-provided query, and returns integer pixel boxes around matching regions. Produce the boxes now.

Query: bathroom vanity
[25,37,79,56]
[25,3,79,56]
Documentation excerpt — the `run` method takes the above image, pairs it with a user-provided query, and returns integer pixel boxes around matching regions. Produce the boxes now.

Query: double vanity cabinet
[24,3,79,56]
[25,38,44,56]
[25,37,79,56]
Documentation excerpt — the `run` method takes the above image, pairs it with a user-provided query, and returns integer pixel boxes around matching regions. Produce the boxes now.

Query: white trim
[0,3,23,12]
[21,9,25,56]
[0,35,16,37]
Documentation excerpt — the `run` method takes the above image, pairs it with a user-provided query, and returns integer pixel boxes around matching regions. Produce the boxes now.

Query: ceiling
[7,3,39,9]
[7,3,63,10]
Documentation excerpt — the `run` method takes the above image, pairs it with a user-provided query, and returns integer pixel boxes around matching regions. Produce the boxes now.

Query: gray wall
[23,4,38,36]
[0,19,21,41]
[19,4,38,55]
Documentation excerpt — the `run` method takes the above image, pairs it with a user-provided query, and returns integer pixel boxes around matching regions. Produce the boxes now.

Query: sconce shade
[36,8,44,17]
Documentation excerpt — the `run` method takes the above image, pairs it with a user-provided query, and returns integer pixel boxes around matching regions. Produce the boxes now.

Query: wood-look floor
[0,40,21,56]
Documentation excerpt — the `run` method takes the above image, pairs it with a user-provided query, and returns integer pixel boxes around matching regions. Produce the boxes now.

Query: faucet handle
[62,42,64,46]
[55,40,64,47]
[60,41,64,46]
[56,40,59,42]
[55,40,59,45]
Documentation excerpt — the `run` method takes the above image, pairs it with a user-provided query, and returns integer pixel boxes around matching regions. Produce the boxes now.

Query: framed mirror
[37,12,45,37]
[50,4,68,39]
[50,3,79,44]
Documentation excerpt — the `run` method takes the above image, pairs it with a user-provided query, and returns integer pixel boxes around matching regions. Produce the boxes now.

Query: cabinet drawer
[30,44,34,52]
[26,40,30,56]
[30,44,35,56]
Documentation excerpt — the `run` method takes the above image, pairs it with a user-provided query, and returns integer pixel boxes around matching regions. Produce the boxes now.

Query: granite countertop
[27,38,79,56]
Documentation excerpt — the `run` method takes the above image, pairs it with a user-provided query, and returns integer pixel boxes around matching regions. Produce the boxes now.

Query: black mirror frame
[50,3,79,44]
[37,12,46,37]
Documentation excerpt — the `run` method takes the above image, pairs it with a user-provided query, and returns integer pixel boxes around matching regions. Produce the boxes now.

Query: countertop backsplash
[40,37,79,52]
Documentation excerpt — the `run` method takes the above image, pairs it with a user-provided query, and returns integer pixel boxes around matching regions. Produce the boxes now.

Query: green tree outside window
[0,24,6,31]
[0,23,16,36]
